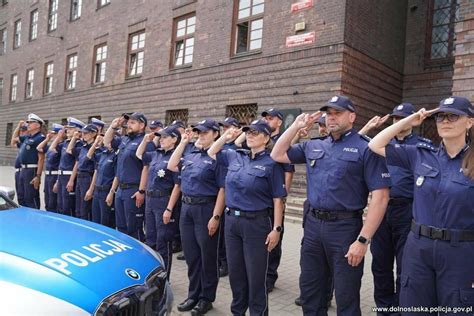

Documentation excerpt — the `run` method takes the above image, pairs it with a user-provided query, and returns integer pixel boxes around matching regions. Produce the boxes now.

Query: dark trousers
[371,201,412,315]
[226,212,272,316]
[400,232,474,316]
[115,187,145,240]
[300,214,363,316]
[76,174,93,220]
[57,174,76,216]
[267,210,284,288]
[15,170,25,205]
[44,174,58,212]
[145,195,179,280]
[218,212,227,269]
[93,189,115,227]
[19,168,40,209]
[180,202,220,302]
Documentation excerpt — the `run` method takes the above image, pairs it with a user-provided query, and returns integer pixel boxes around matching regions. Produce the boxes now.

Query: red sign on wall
[286,32,316,48]
[291,0,314,12]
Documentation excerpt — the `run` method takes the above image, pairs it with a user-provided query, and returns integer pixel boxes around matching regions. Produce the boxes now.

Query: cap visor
[390,112,410,118]
[192,126,210,132]
[432,108,468,116]
[320,104,349,112]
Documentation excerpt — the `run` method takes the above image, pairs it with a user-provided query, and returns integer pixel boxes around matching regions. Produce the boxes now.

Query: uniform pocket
[306,150,325,173]
[335,151,360,178]
[459,288,474,306]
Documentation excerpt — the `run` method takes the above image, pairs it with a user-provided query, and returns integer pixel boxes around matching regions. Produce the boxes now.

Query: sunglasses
[245,129,261,136]
[434,113,460,123]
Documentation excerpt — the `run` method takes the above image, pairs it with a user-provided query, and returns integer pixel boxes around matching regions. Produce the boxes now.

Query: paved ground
[0,166,378,315]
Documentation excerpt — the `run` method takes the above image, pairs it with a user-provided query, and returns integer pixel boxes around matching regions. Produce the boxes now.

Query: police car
[0,188,172,316]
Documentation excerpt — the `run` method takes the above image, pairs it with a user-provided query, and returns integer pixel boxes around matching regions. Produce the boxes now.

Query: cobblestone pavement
[0,166,377,315]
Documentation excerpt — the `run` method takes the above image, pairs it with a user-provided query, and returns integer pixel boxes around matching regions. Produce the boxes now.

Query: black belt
[388,197,413,206]
[226,207,270,218]
[119,183,139,190]
[182,195,216,205]
[311,209,363,221]
[77,171,93,178]
[95,184,112,192]
[146,189,172,198]
[411,220,474,242]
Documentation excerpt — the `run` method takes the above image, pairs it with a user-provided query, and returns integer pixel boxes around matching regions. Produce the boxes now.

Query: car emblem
[125,268,140,280]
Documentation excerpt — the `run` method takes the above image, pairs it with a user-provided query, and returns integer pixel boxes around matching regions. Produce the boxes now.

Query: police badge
[26,145,31,150]
[310,160,316,167]
[416,175,424,186]
[157,169,166,178]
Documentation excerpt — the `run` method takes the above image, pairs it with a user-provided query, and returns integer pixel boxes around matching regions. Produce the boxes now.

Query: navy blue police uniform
[370,103,433,315]
[73,124,98,221]
[216,119,287,315]
[14,130,26,206]
[178,119,226,309]
[18,114,46,209]
[43,124,63,211]
[286,96,391,315]
[111,112,148,239]
[143,126,181,279]
[58,118,85,216]
[385,97,474,315]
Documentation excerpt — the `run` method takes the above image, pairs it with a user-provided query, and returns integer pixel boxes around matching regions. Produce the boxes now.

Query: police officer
[137,126,181,279]
[10,122,29,205]
[149,120,163,133]
[219,117,240,151]
[208,119,286,315]
[104,112,148,239]
[37,123,63,211]
[50,118,85,216]
[272,96,391,315]
[68,124,99,220]
[369,96,474,316]
[168,119,226,315]
[361,103,432,315]
[16,114,46,209]
[90,118,106,134]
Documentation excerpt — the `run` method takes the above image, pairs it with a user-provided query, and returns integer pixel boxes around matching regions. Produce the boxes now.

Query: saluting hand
[293,113,309,129]
[145,133,155,142]
[57,128,66,139]
[266,230,281,252]
[345,241,367,267]
[407,108,438,127]
[111,117,125,129]
[224,127,243,141]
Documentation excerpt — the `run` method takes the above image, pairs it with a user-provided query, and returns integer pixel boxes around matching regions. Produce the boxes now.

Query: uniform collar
[128,132,145,140]
[249,149,268,160]
[271,133,281,142]
[438,142,469,160]
[157,148,174,155]
[28,131,41,138]
[329,128,355,143]
[394,132,414,144]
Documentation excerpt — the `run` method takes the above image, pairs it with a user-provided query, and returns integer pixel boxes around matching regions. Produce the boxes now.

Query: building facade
[1,0,473,214]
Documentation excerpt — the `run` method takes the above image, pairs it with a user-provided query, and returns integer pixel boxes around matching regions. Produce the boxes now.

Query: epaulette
[417,136,433,144]
[236,148,251,154]
[310,136,327,140]
[416,142,436,151]
[359,134,372,142]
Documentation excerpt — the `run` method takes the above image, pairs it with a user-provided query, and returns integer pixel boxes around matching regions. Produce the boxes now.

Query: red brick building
[1,0,473,214]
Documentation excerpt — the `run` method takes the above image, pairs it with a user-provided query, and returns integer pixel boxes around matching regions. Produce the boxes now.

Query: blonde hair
[462,126,474,179]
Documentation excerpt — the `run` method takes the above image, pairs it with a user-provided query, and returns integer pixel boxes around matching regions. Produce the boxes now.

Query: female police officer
[136,125,182,279]
[208,119,286,316]
[168,119,226,316]
[369,96,474,314]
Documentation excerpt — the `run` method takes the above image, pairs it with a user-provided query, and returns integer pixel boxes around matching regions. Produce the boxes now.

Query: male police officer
[104,112,148,240]
[272,96,391,315]
[10,122,29,205]
[90,118,106,134]
[15,114,46,208]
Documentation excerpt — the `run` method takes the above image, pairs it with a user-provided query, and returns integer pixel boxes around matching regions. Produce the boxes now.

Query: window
[165,109,189,126]
[10,74,17,102]
[5,123,13,146]
[44,62,54,95]
[29,9,38,41]
[25,68,34,99]
[48,0,58,32]
[172,14,196,67]
[13,20,21,49]
[0,78,3,106]
[233,0,264,55]
[427,0,460,62]
[70,0,82,21]
[127,30,145,77]
[65,54,78,90]
[93,43,107,84]
[98,0,110,9]
[226,104,258,125]
[0,28,6,55]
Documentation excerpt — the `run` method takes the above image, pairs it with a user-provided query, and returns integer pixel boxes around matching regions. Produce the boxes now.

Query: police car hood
[0,207,162,314]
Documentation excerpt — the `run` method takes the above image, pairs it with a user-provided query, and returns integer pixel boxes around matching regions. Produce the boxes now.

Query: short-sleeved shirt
[287,128,391,211]
[386,142,474,229]
[95,147,117,187]
[59,140,83,171]
[14,141,22,169]
[18,132,46,165]
[180,148,226,197]
[388,133,432,199]
[143,149,179,193]
[114,133,145,185]
[217,149,287,211]
[271,133,296,173]
[45,144,60,171]
[77,143,95,173]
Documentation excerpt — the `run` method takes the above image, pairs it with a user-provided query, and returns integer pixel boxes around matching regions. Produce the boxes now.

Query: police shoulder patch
[417,136,433,144]
[416,142,436,151]
[359,134,372,142]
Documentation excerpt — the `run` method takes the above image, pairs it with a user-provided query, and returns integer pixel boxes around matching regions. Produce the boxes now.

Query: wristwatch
[273,226,282,232]
[138,189,145,194]
[213,214,220,221]
[357,235,370,245]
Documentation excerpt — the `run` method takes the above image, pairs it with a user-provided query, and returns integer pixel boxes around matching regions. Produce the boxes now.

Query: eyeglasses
[434,113,460,123]
[245,130,261,136]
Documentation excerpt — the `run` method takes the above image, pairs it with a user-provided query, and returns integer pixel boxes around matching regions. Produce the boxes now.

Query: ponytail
[462,126,474,179]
